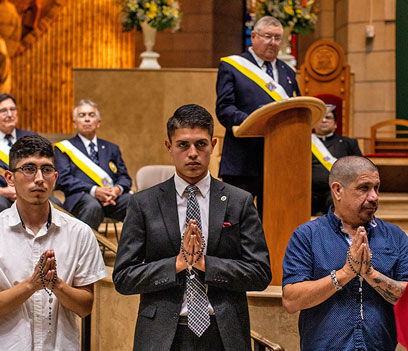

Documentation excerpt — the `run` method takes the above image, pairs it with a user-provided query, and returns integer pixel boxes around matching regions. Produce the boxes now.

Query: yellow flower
[163,5,170,16]
[146,1,157,18]
[127,0,137,11]
[296,9,302,14]
[284,5,294,16]
[167,0,174,4]
[171,6,179,18]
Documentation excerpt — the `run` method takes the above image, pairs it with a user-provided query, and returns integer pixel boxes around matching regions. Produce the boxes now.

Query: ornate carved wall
[10,0,135,133]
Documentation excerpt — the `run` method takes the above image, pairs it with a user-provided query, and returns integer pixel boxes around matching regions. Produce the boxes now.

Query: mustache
[361,201,378,210]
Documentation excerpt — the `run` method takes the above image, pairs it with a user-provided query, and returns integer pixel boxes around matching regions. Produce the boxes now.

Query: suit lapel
[97,138,108,168]
[158,177,181,254]
[207,177,227,255]
[71,135,89,156]
[276,59,290,92]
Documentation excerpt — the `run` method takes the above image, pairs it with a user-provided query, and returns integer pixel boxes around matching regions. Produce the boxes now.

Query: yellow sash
[55,141,107,187]
[311,134,337,171]
[0,149,9,166]
[221,56,287,102]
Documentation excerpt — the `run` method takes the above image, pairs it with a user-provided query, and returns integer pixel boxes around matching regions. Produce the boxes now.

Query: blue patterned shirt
[282,209,408,351]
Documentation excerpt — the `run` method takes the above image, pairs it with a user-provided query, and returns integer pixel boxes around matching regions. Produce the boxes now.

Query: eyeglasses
[11,165,56,179]
[0,107,17,116]
[255,32,282,43]
[324,115,335,120]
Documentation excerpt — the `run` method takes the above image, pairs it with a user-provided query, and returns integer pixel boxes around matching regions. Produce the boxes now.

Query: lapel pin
[101,145,105,149]
[221,195,227,201]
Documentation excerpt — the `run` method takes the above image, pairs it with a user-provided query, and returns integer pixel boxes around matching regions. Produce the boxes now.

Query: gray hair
[254,16,282,33]
[73,99,101,120]
[329,156,378,188]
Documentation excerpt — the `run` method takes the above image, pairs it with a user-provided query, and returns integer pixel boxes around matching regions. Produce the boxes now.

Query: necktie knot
[89,141,95,150]
[186,184,198,196]
[4,134,12,147]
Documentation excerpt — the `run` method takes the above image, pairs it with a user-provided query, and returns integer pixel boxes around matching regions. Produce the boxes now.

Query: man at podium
[216,16,300,217]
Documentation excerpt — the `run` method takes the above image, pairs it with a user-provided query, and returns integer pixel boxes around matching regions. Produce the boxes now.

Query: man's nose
[34,168,45,182]
[188,145,198,157]
[368,188,379,202]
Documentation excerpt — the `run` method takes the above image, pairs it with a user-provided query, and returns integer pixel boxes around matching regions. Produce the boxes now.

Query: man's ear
[164,140,171,153]
[4,170,15,187]
[211,138,217,150]
[330,181,342,202]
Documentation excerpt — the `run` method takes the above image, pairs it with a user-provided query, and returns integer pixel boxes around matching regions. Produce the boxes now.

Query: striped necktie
[4,134,13,147]
[88,141,99,165]
[264,61,275,80]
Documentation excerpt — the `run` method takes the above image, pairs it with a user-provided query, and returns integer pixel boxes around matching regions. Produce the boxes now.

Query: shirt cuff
[90,186,97,197]
[115,185,124,195]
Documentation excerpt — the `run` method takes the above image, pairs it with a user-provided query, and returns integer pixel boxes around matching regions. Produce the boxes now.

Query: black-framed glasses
[11,165,56,179]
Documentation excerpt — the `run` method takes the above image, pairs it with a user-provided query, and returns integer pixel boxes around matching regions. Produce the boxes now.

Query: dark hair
[329,156,377,188]
[9,135,55,169]
[331,109,337,121]
[0,94,17,105]
[167,104,214,141]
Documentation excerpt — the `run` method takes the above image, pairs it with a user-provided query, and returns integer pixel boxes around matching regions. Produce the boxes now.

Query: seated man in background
[0,135,106,350]
[55,99,132,230]
[311,105,362,215]
[0,93,35,211]
[283,156,408,351]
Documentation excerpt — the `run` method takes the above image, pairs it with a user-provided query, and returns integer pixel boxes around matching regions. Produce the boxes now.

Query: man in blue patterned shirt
[282,156,408,351]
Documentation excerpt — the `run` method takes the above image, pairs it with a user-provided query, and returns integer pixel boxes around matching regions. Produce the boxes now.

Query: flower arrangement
[255,0,318,34]
[120,0,181,32]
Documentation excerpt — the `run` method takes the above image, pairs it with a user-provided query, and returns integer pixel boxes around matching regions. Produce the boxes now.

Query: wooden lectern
[233,97,326,285]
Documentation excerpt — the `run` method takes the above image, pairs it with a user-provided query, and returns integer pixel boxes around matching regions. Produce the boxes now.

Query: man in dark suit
[54,99,132,229]
[113,104,271,351]
[216,16,300,217]
[0,93,35,211]
[312,106,362,215]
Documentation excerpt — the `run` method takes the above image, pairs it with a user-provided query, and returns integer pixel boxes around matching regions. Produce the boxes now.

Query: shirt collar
[7,201,63,229]
[174,171,211,198]
[327,205,377,236]
[0,128,17,141]
[78,133,97,148]
[316,132,335,141]
[248,47,276,69]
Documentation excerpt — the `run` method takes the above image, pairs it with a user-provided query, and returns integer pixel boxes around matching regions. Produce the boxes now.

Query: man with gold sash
[312,105,362,215]
[0,93,35,211]
[216,16,300,217]
[54,99,132,229]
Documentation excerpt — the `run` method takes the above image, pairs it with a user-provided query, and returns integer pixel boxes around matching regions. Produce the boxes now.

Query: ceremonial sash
[311,134,337,171]
[221,55,289,101]
[0,147,9,166]
[55,140,113,187]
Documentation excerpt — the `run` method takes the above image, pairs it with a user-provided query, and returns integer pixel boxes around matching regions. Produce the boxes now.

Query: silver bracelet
[330,270,342,291]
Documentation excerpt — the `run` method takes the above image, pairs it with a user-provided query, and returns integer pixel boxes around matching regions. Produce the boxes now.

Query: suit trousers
[71,192,130,229]
[170,316,224,351]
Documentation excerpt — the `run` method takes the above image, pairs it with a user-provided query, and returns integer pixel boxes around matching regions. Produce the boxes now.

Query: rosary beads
[39,254,57,335]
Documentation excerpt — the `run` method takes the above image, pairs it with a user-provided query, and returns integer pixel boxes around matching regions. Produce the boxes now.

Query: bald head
[329,156,378,188]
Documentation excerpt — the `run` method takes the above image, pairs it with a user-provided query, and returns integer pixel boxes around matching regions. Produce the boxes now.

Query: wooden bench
[370,119,408,155]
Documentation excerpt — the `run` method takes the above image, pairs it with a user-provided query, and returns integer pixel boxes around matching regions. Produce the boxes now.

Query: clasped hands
[176,220,205,273]
[32,249,57,291]
[95,186,121,206]
[343,226,373,279]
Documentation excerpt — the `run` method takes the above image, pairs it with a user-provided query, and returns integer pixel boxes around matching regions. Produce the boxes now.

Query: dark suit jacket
[113,177,271,351]
[0,128,35,187]
[216,51,300,178]
[54,134,132,212]
[312,133,362,192]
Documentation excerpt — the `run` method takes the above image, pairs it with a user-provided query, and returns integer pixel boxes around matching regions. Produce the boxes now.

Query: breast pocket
[217,223,241,258]
[371,249,398,277]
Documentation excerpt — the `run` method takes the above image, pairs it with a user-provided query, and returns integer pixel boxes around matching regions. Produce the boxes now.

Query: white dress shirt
[174,171,214,315]
[0,203,107,351]
[0,128,16,155]
[248,46,279,83]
